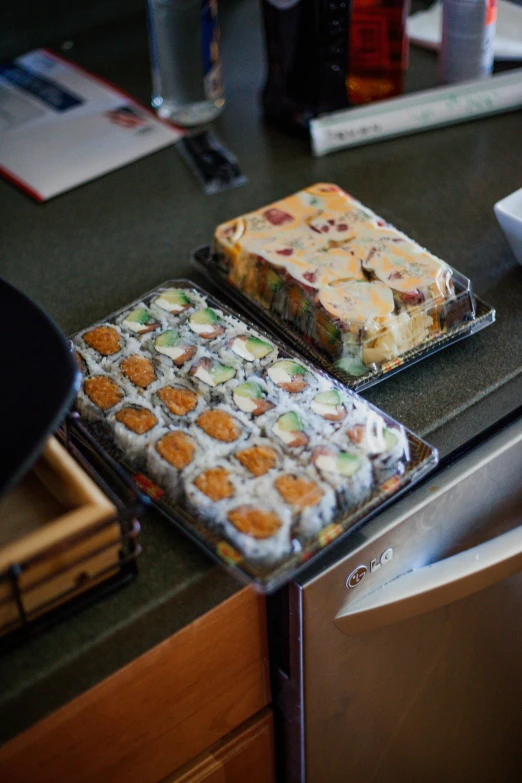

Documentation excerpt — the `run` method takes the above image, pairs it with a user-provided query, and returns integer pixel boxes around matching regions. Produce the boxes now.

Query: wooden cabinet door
[164,709,275,783]
[0,587,270,783]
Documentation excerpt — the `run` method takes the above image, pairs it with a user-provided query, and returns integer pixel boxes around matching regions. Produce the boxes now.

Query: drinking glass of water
[147,0,225,126]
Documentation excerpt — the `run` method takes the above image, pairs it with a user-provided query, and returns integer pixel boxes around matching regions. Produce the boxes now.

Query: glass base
[154,97,225,127]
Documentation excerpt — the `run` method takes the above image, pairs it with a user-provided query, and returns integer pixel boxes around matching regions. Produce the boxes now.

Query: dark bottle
[260,0,351,135]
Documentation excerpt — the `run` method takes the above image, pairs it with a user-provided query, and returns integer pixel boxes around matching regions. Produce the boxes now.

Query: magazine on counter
[0,49,183,201]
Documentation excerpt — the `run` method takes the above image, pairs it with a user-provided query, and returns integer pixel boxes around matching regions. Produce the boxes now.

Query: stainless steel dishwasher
[270,413,522,783]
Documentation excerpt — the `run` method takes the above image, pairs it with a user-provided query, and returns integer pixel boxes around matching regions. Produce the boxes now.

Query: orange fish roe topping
[274,474,323,509]
[156,431,195,470]
[235,445,277,476]
[194,468,234,501]
[227,506,282,539]
[83,325,121,356]
[115,406,158,434]
[158,386,198,416]
[84,376,122,410]
[197,410,240,442]
[121,355,156,388]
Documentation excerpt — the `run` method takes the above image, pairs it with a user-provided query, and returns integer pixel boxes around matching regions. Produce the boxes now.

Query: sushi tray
[0,417,143,645]
[196,182,496,392]
[72,280,438,592]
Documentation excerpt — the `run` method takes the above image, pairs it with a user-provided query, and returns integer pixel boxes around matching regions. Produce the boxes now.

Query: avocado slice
[337,452,361,477]
[191,307,221,325]
[314,389,342,406]
[155,329,180,348]
[278,411,304,431]
[123,308,160,333]
[275,359,307,377]
[156,289,191,311]
[234,381,263,399]
[209,362,236,384]
[245,336,273,359]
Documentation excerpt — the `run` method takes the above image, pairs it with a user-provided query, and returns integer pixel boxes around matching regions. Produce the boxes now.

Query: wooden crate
[0,436,120,635]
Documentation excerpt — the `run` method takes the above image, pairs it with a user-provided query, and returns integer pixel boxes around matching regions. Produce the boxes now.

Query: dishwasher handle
[334,524,522,636]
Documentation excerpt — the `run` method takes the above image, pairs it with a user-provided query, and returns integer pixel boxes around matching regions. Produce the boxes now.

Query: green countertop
[1,0,522,746]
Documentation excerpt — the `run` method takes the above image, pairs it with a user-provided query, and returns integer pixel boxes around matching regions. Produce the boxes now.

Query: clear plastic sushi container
[71,279,438,593]
[197,183,495,392]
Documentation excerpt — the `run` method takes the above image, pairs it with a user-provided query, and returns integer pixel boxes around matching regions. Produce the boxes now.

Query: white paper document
[0,49,183,201]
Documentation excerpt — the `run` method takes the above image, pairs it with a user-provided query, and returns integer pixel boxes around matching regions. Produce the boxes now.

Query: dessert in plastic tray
[72,280,438,592]
[206,183,495,390]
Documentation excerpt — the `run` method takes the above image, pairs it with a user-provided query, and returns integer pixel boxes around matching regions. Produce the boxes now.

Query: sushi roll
[188,307,225,340]
[269,410,309,452]
[120,306,161,335]
[222,333,277,366]
[310,388,348,422]
[266,359,309,394]
[77,374,125,440]
[233,438,282,477]
[119,354,158,391]
[79,375,124,415]
[184,460,242,520]
[152,288,193,316]
[146,428,198,501]
[73,348,91,377]
[110,402,163,465]
[219,501,293,562]
[152,329,197,368]
[259,468,337,537]
[154,383,203,422]
[189,357,237,388]
[231,380,275,417]
[80,324,125,363]
[149,287,207,321]
[311,444,373,508]
[193,406,250,458]
[343,419,409,481]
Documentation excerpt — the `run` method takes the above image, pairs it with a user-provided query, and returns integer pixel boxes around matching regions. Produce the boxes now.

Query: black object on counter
[175,130,247,194]
[0,277,79,498]
[260,0,351,134]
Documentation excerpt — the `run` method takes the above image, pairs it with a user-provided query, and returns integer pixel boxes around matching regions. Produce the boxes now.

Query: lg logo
[346,548,393,589]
